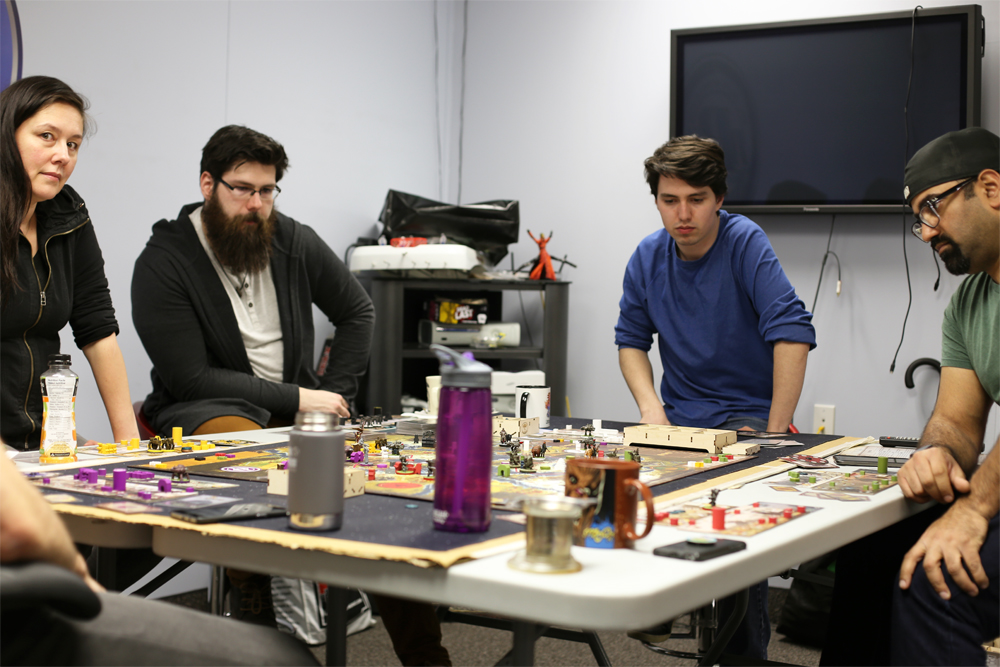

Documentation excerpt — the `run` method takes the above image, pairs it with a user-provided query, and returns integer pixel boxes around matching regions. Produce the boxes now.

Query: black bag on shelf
[776,552,837,647]
[378,190,519,267]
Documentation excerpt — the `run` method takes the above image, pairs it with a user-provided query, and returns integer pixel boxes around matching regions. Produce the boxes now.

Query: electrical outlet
[813,404,835,435]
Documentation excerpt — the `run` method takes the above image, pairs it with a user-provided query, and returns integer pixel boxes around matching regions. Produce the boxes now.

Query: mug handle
[520,391,529,418]
[624,478,655,541]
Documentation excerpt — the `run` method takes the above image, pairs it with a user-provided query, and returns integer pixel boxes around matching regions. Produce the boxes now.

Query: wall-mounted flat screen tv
[670,5,983,214]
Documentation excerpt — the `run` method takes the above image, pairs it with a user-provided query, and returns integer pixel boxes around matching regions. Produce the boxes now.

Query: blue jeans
[717,415,770,432]
[890,512,999,666]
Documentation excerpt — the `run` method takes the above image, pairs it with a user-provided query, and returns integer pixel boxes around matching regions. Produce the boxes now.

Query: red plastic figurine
[527,230,556,281]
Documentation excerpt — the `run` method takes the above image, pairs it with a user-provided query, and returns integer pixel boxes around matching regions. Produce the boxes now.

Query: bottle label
[40,375,78,458]
[433,509,449,524]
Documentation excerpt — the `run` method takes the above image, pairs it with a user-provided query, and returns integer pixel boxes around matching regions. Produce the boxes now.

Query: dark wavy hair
[644,135,728,199]
[200,125,289,184]
[1,76,91,304]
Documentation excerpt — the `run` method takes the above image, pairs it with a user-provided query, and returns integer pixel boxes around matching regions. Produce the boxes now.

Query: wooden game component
[268,468,365,498]
[498,464,511,477]
[492,416,540,441]
[624,424,738,454]
[170,465,190,482]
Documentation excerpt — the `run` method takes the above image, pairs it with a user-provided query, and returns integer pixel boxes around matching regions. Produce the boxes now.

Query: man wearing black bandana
[822,127,999,667]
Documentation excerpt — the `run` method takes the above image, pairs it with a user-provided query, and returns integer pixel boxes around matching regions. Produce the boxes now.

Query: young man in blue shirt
[616,136,816,658]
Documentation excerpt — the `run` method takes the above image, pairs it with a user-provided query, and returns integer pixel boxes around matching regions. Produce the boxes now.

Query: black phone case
[653,539,746,561]
[171,503,286,524]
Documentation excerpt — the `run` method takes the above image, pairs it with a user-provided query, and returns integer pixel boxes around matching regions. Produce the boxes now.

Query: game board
[133,447,292,482]
[363,440,753,509]
[27,470,237,504]
[765,468,899,501]
[654,499,821,537]
[14,438,260,466]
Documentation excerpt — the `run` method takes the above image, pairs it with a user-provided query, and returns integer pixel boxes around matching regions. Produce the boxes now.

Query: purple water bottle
[431,344,492,532]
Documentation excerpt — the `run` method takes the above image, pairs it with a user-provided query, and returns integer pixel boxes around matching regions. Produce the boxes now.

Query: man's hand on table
[899,500,990,599]
[898,446,971,504]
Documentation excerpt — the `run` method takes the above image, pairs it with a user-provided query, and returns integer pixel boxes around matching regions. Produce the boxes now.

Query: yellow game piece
[172,427,183,446]
[128,438,140,450]
[695,461,705,468]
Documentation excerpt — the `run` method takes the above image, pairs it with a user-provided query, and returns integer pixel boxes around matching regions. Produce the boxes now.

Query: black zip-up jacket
[0,185,119,450]
[131,203,375,436]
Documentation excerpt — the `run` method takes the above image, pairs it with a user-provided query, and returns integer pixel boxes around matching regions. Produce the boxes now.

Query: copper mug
[565,458,654,548]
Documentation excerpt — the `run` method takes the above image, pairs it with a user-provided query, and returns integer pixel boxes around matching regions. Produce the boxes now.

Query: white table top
[37,428,927,631]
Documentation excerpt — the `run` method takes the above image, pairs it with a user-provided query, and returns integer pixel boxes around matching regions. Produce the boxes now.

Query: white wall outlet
[814,404,836,434]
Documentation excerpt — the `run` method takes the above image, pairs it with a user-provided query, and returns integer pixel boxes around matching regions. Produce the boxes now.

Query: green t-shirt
[941,272,1000,403]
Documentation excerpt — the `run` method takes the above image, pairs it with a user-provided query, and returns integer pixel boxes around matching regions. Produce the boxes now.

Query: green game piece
[720,456,728,462]
[624,452,633,461]
[829,481,836,487]
[863,484,870,492]
[809,476,817,484]
[704,458,712,464]
[891,475,898,482]
[844,471,851,477]
[565,455,575,459]
[540,465,551,471]
[497,464,511,478]
[877,456,889,474]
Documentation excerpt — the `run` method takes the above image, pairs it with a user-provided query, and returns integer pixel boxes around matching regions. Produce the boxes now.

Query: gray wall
[15,0,999,444]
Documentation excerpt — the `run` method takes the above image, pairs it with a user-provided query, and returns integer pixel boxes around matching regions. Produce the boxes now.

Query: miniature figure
[508,450,521,468]
[519,454,534,471]
[709,488,720,508]
[425,459,435,478]
[584,447,597,459]
[531,443,547,459]
[389,442,403,457]
[375,436,388,451]
[582,423,595,438]
[631,448,642,464]
[607,448,619,459]
[509,440,521,458]
[170,465,190,483]
[398,454,409,472]
[498,426,512,447]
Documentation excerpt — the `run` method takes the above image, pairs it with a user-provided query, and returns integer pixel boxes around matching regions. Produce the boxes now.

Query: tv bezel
[669,5,984,215]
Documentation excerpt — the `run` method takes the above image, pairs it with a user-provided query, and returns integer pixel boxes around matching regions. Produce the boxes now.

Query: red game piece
[797,506,806,513]
[712,507,726,530]
[753,502,760,508]
[734,509,741,514]
[670,518,679,526]
[711,456,719,462]
[783,508,793,519]
[689,519,696,525]
[768,516,778,524]
[758,518,765,524]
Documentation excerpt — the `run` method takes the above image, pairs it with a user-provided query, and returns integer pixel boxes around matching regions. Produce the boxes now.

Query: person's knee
[193,416,263,435]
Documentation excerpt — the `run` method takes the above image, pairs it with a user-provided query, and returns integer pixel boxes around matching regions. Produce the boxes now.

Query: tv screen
[671,6,983,213]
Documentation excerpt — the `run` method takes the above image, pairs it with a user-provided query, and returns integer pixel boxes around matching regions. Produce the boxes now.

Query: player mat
[764,467,899,501]
[655,499,821,537]
[27,470,238,504]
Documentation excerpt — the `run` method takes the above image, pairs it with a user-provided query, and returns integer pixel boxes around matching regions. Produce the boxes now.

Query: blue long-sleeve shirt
[615,211,816,428]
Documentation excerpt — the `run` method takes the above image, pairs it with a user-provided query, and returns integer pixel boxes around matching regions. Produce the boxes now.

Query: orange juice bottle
[39,354,78,464]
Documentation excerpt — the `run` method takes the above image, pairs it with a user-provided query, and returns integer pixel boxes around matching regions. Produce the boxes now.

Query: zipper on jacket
[18,216,90,449]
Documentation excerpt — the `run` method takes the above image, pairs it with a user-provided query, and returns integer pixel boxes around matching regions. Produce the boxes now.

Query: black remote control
[879,436,920,447]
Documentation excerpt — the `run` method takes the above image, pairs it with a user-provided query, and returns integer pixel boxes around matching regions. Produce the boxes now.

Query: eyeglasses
[910,177,974,240]
[217,178,281,202]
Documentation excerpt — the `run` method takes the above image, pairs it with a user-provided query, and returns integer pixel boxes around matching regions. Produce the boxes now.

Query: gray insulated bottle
[288,411,345,531]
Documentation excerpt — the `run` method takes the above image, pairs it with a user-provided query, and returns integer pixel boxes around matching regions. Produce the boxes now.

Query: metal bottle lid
[48,353,72,366]
[293,411,339,432]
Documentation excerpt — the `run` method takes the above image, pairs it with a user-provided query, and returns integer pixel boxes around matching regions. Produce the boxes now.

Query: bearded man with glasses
[821,126,999,667]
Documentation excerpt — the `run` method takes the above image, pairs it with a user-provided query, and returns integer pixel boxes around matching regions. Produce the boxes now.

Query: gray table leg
[511,620,540,666]
[326,586,349,667]
[210,565,226,616]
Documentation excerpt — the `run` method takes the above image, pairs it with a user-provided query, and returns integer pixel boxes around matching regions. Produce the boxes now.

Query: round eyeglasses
[218,177,281,202]
[910,177,974,241]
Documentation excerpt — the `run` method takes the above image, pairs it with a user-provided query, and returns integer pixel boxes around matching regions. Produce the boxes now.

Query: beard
[931,233,972,276]
[202,191,276,275]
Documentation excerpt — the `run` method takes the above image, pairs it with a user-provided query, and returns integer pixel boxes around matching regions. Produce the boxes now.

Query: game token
[405,503,419,509]
[687,535,717,545]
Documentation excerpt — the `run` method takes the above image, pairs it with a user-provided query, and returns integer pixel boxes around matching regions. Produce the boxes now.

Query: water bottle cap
[48,353,72,366]
[430,344,492,388]
[294,411,339,432]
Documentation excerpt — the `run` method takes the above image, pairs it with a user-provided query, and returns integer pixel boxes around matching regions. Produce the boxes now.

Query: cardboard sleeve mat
[51,436,863,569]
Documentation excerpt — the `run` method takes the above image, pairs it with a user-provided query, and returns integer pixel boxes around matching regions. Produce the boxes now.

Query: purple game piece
[138,491,152,500]
[42,477,50,484]
[101,485,113,492]
[158,479,172,492]
[186,487,194,492]
[99,468,107,476]
[225,454,236,459]
[87,471,99,484]
[113,469,128,492]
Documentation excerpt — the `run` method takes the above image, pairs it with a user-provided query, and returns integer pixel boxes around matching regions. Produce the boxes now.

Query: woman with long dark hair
[1,76,138,450]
